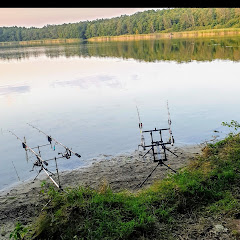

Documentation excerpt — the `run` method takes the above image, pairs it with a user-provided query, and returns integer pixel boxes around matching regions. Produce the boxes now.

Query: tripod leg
[54,157,61,188]
[165,147,178,157]
[43,166,55,176]
[161,162,177,173]
[134,162,161,189]
[138,145,143,157]
[33,167,43,181]
[142,147,153,158]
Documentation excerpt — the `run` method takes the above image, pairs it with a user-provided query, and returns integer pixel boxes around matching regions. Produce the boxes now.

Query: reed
[88,28,240,42]
[0,38,82,48]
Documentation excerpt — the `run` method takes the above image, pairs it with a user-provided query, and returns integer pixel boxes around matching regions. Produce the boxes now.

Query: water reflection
[52,75,122,89]
[1,37,240,190]
[1,36,240,62]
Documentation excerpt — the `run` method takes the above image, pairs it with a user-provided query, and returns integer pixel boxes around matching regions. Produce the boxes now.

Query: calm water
[1,37,240,190]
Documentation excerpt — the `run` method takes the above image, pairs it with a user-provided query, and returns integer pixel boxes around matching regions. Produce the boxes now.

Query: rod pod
[8,130,61,189]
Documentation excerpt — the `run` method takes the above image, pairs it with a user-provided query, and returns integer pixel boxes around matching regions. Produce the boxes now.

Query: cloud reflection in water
[51,74,123,89]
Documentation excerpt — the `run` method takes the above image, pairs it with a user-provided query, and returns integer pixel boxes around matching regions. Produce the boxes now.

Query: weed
[222,120,240,132]
[9,222,28,240]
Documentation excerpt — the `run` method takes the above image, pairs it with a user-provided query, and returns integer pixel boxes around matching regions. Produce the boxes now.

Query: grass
[29,185,155,240]
[25,130,240,239]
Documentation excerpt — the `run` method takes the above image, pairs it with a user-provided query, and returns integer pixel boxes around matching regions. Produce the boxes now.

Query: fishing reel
[30,156,48,172]
[58,148,72,159]
[168,135,175,146]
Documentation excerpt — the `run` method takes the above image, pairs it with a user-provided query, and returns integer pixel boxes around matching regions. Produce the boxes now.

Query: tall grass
[0,38,82,48]
[88,28,240,42]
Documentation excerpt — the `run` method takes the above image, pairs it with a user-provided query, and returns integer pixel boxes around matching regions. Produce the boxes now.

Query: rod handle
[75,153,81,158]
[43,161,48,166]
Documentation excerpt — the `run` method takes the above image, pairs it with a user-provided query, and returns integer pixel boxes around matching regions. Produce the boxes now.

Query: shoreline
[0,143,198,194]
[0,144,202,239]
[1,28,240,48]
[0,38,82,48]
[87,28,240,42]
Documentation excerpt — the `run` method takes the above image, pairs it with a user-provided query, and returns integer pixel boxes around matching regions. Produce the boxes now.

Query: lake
[1,36,240,190]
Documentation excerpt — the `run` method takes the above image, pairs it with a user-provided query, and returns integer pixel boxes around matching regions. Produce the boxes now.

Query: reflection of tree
[86,37,240,63]
[1,37,240,62]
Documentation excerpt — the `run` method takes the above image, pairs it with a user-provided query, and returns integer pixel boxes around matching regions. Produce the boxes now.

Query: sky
[0,8,161,28]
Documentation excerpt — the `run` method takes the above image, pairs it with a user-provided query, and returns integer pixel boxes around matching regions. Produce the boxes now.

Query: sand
[0,144,202,239]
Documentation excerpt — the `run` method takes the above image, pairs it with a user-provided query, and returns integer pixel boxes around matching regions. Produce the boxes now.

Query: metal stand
[8,125,82,190]
[143,128,177,162]
[135,127,178,189]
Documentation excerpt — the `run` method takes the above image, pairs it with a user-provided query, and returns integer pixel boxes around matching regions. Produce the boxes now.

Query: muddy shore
[0,144,202,239]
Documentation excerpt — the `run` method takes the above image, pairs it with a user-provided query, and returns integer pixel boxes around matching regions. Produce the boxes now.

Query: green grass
[29,185,155,240]
[25,132,240,239]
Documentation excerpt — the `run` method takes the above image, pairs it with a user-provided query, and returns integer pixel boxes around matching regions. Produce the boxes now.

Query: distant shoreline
[1,28,240,48]
[0,38,82,47]
[88,28,240,42]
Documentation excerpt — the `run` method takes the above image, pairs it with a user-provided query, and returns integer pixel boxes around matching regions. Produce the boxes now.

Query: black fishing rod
[8,130,61,189]
[27,123,81,158]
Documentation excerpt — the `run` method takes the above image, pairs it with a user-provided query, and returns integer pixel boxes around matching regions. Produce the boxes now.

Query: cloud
[0,85,30,95]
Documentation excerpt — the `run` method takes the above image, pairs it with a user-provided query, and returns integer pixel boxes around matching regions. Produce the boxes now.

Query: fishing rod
[8,130,61,189]
[23,136,29,163]
[136,105,146,150]
[167,100,174,146]
[27,123,81,158]
[12,161,21,182]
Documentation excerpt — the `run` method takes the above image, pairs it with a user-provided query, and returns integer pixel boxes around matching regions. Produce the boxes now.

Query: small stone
[212,224,228,234]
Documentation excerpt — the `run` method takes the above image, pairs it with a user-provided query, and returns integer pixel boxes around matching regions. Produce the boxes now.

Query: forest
[1,8,240,42]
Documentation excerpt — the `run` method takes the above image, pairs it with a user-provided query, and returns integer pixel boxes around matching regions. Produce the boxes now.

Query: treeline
[1,8,240,42]
[0,22,88,42]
